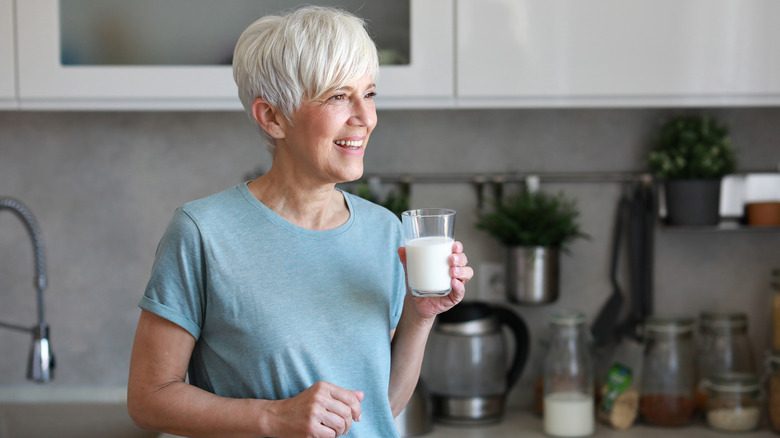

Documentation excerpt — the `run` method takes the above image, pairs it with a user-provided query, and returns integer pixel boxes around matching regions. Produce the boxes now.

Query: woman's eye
[329,94,347,101]
[364,92,377,99]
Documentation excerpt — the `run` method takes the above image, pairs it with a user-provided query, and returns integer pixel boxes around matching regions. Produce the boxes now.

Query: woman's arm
[388,242,472,416]
[128,310,363,438]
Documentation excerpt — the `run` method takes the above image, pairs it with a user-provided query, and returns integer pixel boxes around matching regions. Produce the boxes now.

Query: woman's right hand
[269,381,363,437]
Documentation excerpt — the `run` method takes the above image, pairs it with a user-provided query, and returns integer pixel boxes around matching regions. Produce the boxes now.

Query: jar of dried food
[767,352,780,432]
[704,373,761,432]
[640,316,696,427]
[772,269,780,352]
[696,312,756,411]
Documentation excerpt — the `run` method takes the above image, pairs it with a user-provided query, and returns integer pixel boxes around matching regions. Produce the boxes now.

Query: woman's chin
[340,166,364,183]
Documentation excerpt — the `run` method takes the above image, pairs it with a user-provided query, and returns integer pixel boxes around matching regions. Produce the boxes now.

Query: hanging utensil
[492,175,505,203]
[617,179,656,340]
[473,176,486,210]
[591,190,630,346]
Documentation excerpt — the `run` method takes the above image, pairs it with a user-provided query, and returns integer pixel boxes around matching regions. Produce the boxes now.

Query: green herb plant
[352,182,409,219]
[475,188,587,250]
[646,115,737,180]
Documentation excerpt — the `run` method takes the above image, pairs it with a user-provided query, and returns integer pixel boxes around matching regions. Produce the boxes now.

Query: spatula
[591,195,628,346]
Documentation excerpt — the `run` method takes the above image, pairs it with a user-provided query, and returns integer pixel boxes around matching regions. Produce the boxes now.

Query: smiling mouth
[334,140,363,148]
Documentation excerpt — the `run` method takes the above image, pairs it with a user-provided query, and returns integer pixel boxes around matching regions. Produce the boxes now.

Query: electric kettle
[423,301,529,424]
[394,380,433,437]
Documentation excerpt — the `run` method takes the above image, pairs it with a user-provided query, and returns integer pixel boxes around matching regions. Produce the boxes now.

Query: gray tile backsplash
[1,109,778,409]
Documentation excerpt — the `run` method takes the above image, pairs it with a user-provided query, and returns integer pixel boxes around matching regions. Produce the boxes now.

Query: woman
[127,6,472,438]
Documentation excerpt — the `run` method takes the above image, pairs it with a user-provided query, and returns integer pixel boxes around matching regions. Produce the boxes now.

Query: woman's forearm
[388,296,436,417]
[128,379,279,438]
[128,310,282,438]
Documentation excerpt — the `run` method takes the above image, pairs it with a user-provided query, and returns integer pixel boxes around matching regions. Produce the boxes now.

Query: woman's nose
[349,98,376,128]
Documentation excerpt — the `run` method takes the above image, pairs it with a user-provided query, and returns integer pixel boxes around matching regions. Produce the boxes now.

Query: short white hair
[233,6,379,153]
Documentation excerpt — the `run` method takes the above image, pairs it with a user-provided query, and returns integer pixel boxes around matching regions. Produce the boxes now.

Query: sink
[0,385,156,438]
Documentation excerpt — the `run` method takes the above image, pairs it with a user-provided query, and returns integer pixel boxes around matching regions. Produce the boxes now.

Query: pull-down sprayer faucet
[0,197,55,383]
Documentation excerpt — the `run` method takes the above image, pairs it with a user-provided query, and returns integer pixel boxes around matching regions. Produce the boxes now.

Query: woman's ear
[251,98,286,139]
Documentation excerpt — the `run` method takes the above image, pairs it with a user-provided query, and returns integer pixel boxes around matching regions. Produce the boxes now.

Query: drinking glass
[401,208,456,297]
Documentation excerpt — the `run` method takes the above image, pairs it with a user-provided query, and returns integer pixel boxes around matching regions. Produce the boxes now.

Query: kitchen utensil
[631,179,655,324]
[591,193,628,346]
[395,380,433,437]
[616,180,655,340]
[423,302,529,424]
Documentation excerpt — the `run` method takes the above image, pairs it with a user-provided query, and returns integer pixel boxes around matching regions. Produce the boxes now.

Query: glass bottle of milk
[543,310,595,437]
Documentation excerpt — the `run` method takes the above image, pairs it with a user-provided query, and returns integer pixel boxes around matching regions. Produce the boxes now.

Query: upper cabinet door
[376,0,454,108]
[15,0,453,110]
[456,0,780,107]
[0,0,16,108]
[16,0,237,110]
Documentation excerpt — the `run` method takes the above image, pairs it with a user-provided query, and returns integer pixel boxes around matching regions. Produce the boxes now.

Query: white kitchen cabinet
[15,0,453,110]
[456,0,780,108]
[0,0,17,109]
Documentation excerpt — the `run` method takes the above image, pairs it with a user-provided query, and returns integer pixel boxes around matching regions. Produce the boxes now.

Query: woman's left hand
[398,241,473,320]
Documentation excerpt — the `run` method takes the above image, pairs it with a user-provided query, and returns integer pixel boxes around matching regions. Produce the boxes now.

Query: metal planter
[505,246,560,305]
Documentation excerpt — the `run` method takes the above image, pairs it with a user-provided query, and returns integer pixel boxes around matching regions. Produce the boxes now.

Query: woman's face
[277,74,377,185]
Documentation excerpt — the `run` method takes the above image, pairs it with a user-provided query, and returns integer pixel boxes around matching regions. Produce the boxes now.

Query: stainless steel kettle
[423,302,529,424]
[394,380,433,437]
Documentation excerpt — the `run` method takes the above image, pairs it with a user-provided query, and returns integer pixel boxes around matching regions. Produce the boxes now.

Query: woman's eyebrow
[333,83,376,92]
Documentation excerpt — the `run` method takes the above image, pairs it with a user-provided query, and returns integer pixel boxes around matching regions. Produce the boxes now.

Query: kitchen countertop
[2,386,775,437]
[0,384,128,403]
[0,385,156,438]
[412,411,777,438]
[156,412,780,437]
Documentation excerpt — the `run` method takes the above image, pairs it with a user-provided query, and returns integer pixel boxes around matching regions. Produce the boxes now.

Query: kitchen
[1,0,780,437]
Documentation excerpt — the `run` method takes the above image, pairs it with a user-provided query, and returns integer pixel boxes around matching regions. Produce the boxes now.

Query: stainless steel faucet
[0,197,55,383]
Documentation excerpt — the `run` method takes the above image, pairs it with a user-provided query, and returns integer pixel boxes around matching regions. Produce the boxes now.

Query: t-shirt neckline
[237,182,356,239]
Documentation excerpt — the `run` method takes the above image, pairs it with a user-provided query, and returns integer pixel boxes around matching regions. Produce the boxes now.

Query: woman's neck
[247,169,350,230]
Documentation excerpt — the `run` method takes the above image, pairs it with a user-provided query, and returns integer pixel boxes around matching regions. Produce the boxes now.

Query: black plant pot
[664,179,722,226]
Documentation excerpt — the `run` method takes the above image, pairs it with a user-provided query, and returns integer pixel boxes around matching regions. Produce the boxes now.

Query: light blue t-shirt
[140,183,406,437]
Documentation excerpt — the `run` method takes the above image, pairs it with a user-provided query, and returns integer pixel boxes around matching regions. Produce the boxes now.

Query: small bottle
[543,310,594,437]
[704,373,761,432]
[640,316,696,427]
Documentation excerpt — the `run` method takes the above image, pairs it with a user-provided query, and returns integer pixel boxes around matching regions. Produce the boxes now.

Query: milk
[405,236,453,296]
[544,391,594,437]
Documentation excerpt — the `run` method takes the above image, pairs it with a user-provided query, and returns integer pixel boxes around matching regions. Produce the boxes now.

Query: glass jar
[772,269,780,352]
[543,310,594,437]
[767,353,780,432]
[704,373,761,432]
[696,312,756,410]
[640,316,696,427]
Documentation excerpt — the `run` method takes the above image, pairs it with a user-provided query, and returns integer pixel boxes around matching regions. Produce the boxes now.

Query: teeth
[334,140,362,147]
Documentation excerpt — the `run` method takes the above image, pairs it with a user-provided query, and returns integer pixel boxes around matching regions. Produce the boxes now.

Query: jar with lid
[696,312,756,411]
[766,352,780,432]
[640,316,696,427]
[543,310,594,437]
[772,268,780,352]
[704,373,761,432]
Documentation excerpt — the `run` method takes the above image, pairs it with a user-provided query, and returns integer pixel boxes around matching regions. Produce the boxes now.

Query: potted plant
[351,181,410,218]
[646,114,737,226]
[475,188,586,305]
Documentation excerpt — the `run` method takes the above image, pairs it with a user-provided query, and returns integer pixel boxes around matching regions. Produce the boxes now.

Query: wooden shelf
[659,220,780,233]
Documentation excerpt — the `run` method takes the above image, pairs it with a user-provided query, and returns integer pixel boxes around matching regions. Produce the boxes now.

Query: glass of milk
[401,208,456,297]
